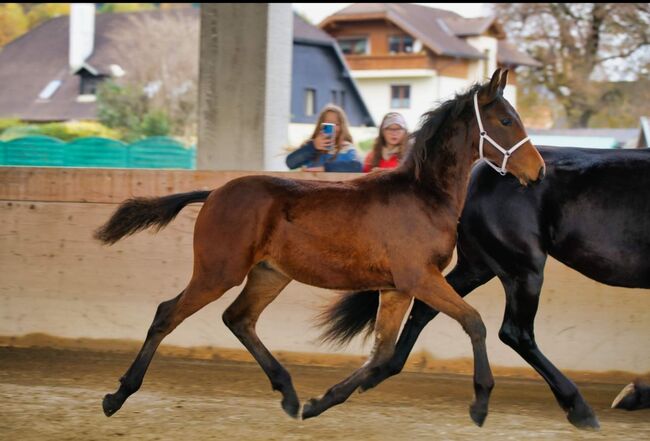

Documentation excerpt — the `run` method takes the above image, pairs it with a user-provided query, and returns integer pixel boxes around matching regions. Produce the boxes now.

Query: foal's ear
[480,68,502,102]
[498,69,509,94]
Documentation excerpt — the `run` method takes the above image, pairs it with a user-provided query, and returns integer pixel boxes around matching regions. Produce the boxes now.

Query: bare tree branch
[495,2,650,128]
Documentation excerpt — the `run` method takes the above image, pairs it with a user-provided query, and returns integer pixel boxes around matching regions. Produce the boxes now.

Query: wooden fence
[1,167,649,374]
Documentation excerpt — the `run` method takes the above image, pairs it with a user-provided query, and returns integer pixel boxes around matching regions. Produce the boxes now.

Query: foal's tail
[317,290,380,347]
[94,190,212,245]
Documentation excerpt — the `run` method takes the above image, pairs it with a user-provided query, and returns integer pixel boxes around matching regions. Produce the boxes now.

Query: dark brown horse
[318,146,650,429]
[95,69,544,426]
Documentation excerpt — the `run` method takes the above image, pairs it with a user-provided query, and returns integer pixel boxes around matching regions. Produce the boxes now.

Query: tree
[25,3,69,29]
[493,3,650,128]
[0,3,28,47]
[96,10,198,142]
[0,3,71,48]
[96,81,171,142]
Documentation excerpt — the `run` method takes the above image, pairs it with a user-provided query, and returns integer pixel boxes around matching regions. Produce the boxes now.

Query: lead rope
[473,93,530,176]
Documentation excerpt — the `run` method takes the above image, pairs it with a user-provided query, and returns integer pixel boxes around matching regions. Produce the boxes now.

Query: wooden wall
[1,167,649,374]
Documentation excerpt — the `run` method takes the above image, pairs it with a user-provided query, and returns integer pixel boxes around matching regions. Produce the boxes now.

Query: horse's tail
[316,290,380,347]
[94,190,212,245]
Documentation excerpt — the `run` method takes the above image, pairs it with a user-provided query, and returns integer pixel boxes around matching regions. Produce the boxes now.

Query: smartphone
[321,123,335,150]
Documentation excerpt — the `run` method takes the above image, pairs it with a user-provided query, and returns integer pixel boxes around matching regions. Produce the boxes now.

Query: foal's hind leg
[302,290,412,419]
[102,277,233,417]
[222,262,299,418]
[498,273,599,430]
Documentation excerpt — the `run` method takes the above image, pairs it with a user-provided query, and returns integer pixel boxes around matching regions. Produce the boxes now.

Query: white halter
[473,93,530,176]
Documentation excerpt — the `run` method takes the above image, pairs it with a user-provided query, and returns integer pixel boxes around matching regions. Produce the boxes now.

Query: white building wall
[437,75,472,104]
[466,36,498,82]
[504,84,517,109]
[349,72,522,133]
[351,74,471,132]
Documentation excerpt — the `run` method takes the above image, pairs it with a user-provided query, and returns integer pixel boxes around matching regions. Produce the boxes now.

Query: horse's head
[475,69,545,185]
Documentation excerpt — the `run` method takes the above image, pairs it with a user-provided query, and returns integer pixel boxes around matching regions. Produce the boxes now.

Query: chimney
[69,3,95,72]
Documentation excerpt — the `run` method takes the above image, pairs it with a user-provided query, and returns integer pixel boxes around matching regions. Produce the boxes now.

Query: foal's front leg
[360,257,495,392]
[302,290,411,419]
[407,271,495,427]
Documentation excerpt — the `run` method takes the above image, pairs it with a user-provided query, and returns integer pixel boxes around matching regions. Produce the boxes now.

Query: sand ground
[1,346,649,441]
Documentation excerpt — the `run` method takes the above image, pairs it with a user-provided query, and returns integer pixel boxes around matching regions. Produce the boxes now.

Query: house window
[391,85,410,108]
[38,80,62,101]
[80,75,103,95]
[305,88,316,116]
[330,89,346,109]
[389,35,414,54]
[338,37,368,55]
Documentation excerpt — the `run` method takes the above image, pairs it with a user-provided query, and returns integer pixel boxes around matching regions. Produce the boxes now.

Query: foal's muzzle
[526,165,546,186]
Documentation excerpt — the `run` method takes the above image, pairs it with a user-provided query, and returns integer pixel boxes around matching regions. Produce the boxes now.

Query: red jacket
[363,152,400,173]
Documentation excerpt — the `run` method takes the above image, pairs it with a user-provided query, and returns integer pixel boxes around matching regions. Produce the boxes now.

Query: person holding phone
[363,112,411,173]
[286,104,362,172]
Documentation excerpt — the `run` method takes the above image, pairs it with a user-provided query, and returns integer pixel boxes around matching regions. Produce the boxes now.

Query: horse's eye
[501,118,512,126]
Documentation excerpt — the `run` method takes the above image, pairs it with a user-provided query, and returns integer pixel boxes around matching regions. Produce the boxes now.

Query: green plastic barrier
[128,136,195,169]
[0,135,195,169]
[4,135,65,166]
[65,137,129,168]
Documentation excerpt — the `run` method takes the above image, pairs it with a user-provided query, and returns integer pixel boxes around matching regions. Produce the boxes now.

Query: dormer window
[80,75,103,95]
[75,66,107,97]
[389,35,414,54]
[338,37,368,55]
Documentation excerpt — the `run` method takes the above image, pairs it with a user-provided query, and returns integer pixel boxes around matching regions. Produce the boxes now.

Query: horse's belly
[268,244,394,291]
[553,234,650,288]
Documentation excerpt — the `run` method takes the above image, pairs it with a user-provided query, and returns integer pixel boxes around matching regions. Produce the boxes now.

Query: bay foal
[95,69,544,425]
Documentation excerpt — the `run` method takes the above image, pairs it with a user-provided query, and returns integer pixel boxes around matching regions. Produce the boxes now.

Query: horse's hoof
[567,402,600,430]
[611,382,650,410]
[301,398,321,420]
[469,402,488,427]
[281,395,300,419]
[612,383,636,409]
[102,393,123,417]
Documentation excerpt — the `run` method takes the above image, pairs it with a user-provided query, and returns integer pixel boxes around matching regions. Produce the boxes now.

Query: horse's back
[541,148,650,286]
[462,147,650,288]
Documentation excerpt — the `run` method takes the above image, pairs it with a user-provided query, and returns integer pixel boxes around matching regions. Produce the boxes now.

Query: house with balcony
[320,3,541,130]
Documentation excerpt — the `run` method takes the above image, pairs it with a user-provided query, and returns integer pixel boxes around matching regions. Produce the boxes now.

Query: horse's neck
[423,132,477,215]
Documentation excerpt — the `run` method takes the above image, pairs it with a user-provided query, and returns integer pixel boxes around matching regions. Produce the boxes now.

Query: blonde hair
[308,104,354,153]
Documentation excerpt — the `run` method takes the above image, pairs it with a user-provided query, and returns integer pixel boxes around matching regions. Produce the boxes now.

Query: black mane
[404,83,487,179]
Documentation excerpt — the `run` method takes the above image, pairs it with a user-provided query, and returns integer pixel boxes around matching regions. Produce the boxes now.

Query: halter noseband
[473,93,530,176]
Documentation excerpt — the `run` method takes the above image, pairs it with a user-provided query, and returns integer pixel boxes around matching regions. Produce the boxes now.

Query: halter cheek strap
[473,93,530,176]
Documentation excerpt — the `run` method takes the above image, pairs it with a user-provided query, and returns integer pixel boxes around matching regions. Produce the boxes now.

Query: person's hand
[313,131,333,151]
[304,166,325,172]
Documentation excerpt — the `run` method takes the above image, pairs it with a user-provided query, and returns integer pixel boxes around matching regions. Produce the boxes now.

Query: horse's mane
[405,82,486,180]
